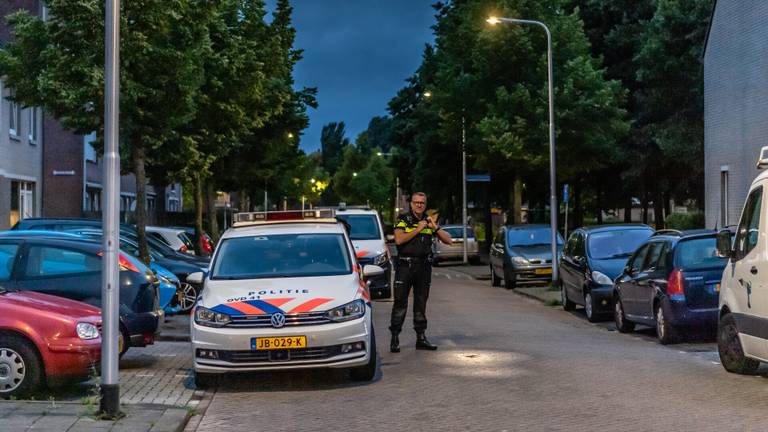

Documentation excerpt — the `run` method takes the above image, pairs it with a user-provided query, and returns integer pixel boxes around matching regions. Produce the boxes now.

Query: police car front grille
[227,312,332,328]
[219,346,343,363]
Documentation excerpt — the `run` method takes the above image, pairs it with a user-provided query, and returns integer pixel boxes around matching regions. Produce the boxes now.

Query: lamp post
[100,0,121,417]
[487,16,559,282]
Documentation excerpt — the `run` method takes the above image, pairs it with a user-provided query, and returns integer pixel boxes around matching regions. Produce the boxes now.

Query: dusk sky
[266,1,437,152]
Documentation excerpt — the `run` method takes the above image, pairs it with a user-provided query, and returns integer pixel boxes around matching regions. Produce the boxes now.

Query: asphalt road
[191,267,768,432]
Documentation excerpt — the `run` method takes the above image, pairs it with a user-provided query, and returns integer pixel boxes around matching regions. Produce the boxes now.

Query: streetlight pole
[100,0,121,418]
[461,115,468,264]
[488,16,559,282]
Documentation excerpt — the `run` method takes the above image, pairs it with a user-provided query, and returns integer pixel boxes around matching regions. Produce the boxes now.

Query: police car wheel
[350,330,377,382]
[194,371,219,389]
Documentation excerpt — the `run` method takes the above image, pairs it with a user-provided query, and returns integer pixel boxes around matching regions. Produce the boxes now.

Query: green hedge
[665,211,705,230]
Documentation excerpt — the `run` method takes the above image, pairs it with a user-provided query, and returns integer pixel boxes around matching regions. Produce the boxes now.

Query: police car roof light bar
[233,209,336,226]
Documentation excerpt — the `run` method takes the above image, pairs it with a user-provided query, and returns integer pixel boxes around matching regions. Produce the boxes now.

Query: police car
[333,205,392,299]
[187,210,382,387]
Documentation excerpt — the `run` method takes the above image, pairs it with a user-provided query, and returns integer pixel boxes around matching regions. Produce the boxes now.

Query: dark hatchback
[613,230,726,344]
[489,224,564,289]
[560,225,654,322]
[0,234,162,354]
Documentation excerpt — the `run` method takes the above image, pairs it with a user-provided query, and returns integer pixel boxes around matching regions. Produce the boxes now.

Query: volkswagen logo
[270,312,286,329]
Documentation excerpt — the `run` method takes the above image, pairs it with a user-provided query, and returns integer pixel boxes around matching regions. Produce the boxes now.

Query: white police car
[187,210,382,387]
[334,205,392,298]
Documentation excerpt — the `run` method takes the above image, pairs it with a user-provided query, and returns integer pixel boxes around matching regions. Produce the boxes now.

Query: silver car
[432,225,480,265]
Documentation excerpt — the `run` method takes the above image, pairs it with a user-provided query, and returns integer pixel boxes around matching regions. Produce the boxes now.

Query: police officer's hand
[427,216,438,230]
[416,220,429,232]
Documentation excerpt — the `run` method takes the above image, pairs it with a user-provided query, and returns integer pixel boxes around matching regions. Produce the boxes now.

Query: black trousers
[389,257,432,334]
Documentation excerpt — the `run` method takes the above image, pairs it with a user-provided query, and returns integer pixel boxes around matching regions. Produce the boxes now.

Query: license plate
[535,268,552,275]
[252,336,307,350]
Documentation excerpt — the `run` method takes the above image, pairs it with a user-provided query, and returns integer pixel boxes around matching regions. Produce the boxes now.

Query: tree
[0,0,209,260]
[321,122,350,175]
[332,143,394,213]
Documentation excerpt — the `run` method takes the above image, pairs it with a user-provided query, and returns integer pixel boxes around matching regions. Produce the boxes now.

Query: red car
[0,286,101,397]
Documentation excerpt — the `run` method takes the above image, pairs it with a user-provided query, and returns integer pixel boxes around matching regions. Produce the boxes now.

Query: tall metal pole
[461,115,468,264]
[394,176,400,223]
[263,179,267,211]
[100,0,121,418]
[492,17,558,282]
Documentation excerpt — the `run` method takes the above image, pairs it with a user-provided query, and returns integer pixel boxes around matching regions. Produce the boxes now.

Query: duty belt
[398,256,429,263]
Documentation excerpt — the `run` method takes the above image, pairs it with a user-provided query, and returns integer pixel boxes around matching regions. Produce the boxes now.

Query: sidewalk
[448,265,561,305]
[0,401,189,432]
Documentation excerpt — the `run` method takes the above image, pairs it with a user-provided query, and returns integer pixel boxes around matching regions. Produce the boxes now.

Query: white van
[716,146,768,374]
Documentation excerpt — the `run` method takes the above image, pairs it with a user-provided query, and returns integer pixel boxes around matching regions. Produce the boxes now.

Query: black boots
[416,333,438,351]
[390,333,400,353]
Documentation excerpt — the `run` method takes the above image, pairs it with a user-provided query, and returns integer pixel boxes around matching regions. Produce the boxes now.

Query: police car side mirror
[186,272,204,284]
[716,229,733,258]
[363,265,385,278]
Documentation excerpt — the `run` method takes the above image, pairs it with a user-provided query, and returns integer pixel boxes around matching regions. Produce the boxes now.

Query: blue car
[613,229,727,344]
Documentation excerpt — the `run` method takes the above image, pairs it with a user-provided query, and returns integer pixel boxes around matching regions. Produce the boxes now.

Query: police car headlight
[326,299,366,322]
[372,253,389,267]
[195,306,232,327]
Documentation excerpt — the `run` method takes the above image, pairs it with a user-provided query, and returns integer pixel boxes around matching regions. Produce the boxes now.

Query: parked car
[613,229,726,344]
[334,207,392,299]
[560,225,654,322]
[0,285,101,397]
[146,227,196,255]
[489,224,564,289]
[715,147,768,374]
[173,226,214,256]
[432,225,480,265]
[11,217,135,233]
[0,234,162,355]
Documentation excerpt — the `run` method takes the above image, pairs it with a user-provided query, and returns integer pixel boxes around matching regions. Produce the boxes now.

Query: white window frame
[720,166,729,227]
[28,108,38,144]
[8,98,19,139]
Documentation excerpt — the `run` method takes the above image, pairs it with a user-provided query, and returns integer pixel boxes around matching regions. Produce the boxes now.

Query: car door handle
[751,267,758,275]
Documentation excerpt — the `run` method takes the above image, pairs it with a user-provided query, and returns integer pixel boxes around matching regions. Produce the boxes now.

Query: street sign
[466,174,491,182]
[563,184,569,203]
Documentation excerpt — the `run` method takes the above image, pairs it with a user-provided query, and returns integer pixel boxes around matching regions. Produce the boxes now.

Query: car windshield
[212,233,352,279]
[507,227,563,247]
[588,229,653,260]
[444,227,474,239]
[675,237,728,270]
[335,214,381,240]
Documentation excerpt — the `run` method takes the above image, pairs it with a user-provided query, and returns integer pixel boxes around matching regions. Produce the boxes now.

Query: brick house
[0,1,182,229]
[704,0,768,228]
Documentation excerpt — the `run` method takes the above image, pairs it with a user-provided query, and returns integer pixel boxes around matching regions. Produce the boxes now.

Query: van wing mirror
[716,229,733,258]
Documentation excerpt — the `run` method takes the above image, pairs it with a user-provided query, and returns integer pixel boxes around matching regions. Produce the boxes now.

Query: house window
[147,195,156,212]
[28,108,38,144]
[10,181,34,227]
[84,132,98,162]
[721,168,729,227]
[85,187,101,212]
[8,98,20,139]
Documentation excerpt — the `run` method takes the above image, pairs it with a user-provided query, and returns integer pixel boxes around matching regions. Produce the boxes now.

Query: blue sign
[563,184,570,203]
[466,174,491,183]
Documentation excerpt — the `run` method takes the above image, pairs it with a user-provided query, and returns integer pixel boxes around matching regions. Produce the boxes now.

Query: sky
[266,1,437,153]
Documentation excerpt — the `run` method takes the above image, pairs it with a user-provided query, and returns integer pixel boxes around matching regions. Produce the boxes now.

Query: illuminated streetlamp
[487,15,559,282]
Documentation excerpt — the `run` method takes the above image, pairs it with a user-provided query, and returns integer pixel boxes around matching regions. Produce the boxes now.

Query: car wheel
[561,281,576,311]
[585,292,599,323]
[614,296,635,333]
[503,267,516,290]
[194,371,220,389]
[655,304,678,345]
[469,256,481,265]
[179,283,199,313]
[119,327,129,358]
[432,258,440,267]
[0,335,44,398]
[490,265,501,287]
[718,313,760,375]
[351,328,377,381]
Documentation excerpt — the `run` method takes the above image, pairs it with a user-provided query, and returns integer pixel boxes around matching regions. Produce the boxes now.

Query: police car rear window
[211,234,352,279]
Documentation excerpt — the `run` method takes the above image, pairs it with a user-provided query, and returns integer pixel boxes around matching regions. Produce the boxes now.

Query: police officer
[389,192,453,352]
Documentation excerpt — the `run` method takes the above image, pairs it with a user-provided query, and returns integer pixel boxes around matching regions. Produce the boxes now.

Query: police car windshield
[335,215,380,240]
[211,233,352,279]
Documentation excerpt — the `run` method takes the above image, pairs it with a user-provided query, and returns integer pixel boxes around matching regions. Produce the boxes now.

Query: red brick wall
[42,117,84,217]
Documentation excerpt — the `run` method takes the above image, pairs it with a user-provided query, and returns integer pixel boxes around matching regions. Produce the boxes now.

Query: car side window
[0,243,20,281]
[642,242,664,272]
[564,232,578,257]
[628,244,650,274]
[22,245,101,278]
[574,233,586,258]
[734,186,763,261]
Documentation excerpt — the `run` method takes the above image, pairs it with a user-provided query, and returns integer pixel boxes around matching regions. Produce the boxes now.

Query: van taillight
[667,269,685,296]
